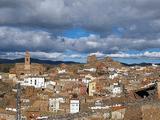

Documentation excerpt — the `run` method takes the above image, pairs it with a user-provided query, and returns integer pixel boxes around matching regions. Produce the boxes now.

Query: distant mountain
[0,58,79,65]
[121,62,159,66]
[0,58,159,66]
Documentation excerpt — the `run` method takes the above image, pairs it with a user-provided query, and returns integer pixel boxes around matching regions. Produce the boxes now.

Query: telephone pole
[16,83,21,120]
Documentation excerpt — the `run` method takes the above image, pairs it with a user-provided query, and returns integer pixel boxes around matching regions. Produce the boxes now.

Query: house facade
[70,99,80,114]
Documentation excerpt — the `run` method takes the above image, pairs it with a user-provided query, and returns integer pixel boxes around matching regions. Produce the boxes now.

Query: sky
[0,0,160,64]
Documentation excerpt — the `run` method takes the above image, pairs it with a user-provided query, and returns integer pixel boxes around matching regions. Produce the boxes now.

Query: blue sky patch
[62,28,94,39]
[112,27,125,37]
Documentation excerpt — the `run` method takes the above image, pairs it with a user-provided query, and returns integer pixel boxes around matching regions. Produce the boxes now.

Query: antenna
[16,83,21,120]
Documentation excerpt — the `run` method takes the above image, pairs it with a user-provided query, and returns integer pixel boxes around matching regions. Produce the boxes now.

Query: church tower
[24,51,31,70]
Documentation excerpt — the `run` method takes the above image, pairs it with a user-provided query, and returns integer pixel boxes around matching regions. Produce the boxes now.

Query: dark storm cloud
[0,27,66,52]
[1,0,160,60]
[1,27,160,55]
[63,35,160,53]
[0,0,160,35]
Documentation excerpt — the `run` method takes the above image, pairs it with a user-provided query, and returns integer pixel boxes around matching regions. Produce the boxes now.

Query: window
[24,81,28,83]
[35,80,37,85]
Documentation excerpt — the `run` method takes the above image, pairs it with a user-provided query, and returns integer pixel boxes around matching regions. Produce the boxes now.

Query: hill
[0,58,80,73]
[121,62,159,66]
[0,58,79,65]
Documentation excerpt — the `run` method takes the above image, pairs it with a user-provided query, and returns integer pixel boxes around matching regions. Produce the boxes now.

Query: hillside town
[0,51,160,120]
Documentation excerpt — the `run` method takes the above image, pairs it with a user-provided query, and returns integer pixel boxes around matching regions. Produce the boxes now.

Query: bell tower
[24,51,31,70]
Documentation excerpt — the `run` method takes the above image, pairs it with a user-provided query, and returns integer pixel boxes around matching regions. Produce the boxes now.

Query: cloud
[86,41,99,48]
[0,0,160,38]
[1,26,160,56]
[63,35,160,53]
[0,0,160,63]
[0,26,65,52]
[2,50,160,62]
[0,51,84,61]
[89,51,160,60]
[90,51,106,58]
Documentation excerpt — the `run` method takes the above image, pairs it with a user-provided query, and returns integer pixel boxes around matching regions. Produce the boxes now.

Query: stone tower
[24,51,31,70]
[87,55,97,64]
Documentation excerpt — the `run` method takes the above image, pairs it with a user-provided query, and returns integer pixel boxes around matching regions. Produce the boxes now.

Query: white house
[90,100,110,110]
[49,98,59,112]
[109,73,118,79]
[49,97,65,112]
[45,81,57,90]
[112,86,122,94]
[82,74,96,86]
[84,68,96,72]
[111,83,123,95]
[21,76,45,88]
[45,81,56,87]
[82,78,92,86]
[60,78,78,82]
[70,99,80,114]
[57,69,66,74]
[108,68,115,72]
